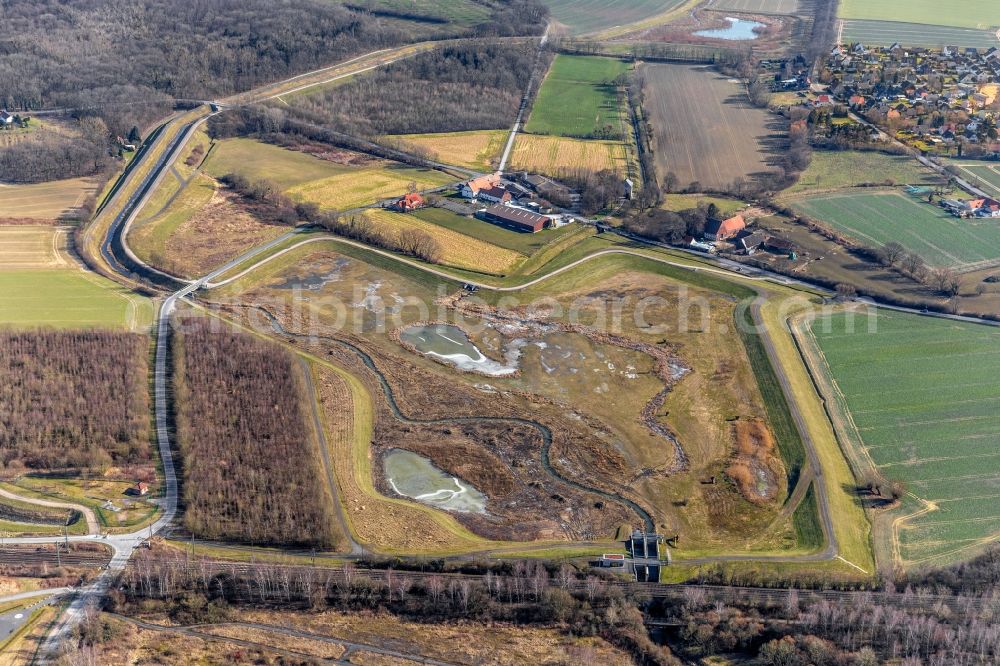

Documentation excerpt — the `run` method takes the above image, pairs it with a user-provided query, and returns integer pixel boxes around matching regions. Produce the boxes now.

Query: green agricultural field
[790,191,1000,270]
[542,0,686,35]
[838,0,1000,31]
[841,19,1000,48]
[524,55,629,139]
[946,160,1000,198]
[809,311,1000,565]
[784,151,940,195]
[0,226,152,329]
[411,207,581,255]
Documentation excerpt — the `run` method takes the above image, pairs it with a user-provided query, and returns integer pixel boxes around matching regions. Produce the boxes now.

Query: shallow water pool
[383,449,487,513]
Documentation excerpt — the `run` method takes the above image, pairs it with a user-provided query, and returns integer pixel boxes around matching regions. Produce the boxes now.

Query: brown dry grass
[362,209,523,273]
[199,625,345,659]
[78,616,295,665]
[727,418,783,504]
[0,226,67,269]
[237,608,632,665]
[150,185,286,278]
[508,134,626,177]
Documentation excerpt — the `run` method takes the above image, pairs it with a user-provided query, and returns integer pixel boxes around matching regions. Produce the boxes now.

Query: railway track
[0,548,111,568]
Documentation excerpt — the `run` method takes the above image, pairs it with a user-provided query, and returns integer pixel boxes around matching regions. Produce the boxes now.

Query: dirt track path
[110,614,459,666]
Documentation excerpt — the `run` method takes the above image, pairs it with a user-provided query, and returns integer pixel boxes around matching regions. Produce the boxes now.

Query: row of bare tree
[0,331,150,473]
[172,318,336,548]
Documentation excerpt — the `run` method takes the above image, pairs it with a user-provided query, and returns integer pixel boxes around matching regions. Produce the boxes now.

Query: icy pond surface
[383,449,487,513]
[694,17,763,40]
[400,324,524,377]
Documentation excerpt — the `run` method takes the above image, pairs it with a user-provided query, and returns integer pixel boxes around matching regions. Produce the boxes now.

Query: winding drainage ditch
[253,306,656,532]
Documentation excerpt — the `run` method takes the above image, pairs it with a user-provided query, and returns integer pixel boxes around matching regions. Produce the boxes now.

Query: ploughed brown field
[642,64,783,190]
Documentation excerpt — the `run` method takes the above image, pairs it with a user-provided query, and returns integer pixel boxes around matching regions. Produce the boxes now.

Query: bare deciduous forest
[285,42,545,136]
[0,1,547,182]
[0,331,150,473]
[114,545,1000,666]
[172,317,335,548]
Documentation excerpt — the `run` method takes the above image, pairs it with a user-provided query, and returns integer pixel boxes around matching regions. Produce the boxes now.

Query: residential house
[393,192,425,212]
[739,231,768,255]
[460,173,501,199]
[478,185,512,204]
[0,110,13,126]
[704,214,747,242]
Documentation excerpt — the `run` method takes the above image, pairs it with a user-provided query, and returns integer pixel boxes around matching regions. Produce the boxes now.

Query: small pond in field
[694,17,763,41]
[383,449,487,514]
[399,324,524,376]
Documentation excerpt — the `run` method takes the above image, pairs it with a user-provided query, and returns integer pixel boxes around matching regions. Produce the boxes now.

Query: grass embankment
[757,297,873,574]
[82,107,209,280]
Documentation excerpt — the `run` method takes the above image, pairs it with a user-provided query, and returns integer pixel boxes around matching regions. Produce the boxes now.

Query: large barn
[480,204,549,233]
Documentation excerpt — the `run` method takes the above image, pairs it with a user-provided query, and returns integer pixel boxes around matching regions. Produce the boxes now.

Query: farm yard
[806,311,1000,566]
[508,134,628,176]
[789,190,1000,270]
[410,206,582,256]
[0,177,97,222]
[542,0,687,36]
[840,19,1000,49]
[524,55,629,139]
[641,63,782,191]
[0,226,152,329]
[386,130,507,171]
